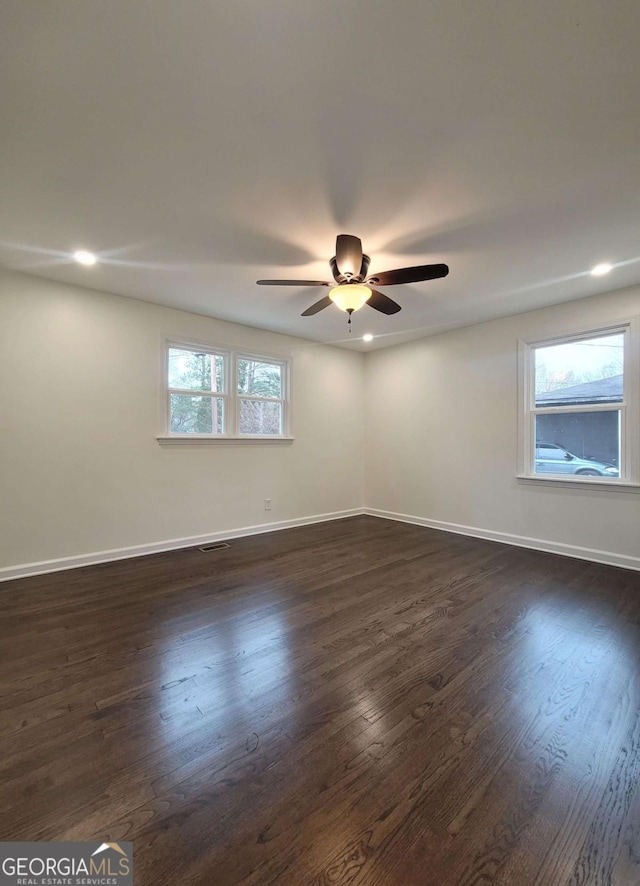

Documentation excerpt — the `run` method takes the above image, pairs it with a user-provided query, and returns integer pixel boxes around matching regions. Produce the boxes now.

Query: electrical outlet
[264,498,272,511]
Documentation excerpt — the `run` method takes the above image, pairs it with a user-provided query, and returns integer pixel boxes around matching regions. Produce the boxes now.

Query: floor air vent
[199,542,231,552]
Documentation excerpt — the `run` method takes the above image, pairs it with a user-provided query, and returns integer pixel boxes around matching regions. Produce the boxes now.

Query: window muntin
[166,342,289,438]
[521,324,637,484]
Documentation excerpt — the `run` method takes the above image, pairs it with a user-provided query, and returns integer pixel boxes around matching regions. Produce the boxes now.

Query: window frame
[159,338,293,444]
[518,320,640,488]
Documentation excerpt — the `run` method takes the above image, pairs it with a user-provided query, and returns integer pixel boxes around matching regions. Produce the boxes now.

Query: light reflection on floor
[158,603,292,742]
[503,598,639,792]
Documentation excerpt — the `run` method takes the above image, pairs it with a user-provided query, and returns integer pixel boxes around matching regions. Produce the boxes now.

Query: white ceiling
[1,1,639,350]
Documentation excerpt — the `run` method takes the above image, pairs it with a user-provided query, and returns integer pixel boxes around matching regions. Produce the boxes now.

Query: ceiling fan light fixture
[329,284,371,313]
[258,234,448,319]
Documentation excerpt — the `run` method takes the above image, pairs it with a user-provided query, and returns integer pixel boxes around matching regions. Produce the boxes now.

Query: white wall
[0,269,365,574]
[3,268,639,578]
[364,284,640,569]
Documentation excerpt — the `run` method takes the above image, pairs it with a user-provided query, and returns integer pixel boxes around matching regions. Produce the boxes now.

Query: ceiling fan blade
[366,288,402,315]
[367,263,449,286]
[301,295,333,316]
[335,235,363,278]
[257,279,330,287]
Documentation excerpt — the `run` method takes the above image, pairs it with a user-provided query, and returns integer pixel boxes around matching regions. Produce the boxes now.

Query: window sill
[516,474,640,492]
[157,435,294,446]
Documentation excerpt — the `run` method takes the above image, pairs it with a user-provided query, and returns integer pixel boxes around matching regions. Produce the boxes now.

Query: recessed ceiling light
[362,333,374,342]
[591,263,612,276]
[73,250,97,266]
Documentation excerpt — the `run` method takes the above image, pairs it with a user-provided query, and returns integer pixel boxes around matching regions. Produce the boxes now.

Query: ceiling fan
[257,234,449,328]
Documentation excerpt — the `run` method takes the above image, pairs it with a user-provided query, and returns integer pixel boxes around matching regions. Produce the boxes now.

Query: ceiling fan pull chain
[347,308,353,333]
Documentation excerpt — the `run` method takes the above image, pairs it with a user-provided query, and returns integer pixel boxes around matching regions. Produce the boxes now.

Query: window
[163,341,290,441]
[519,323,639,484]
[237,356,286,435]
[168,346,226,435]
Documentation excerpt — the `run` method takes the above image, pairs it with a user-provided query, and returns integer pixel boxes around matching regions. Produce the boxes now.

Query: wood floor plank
[1,516,639,885]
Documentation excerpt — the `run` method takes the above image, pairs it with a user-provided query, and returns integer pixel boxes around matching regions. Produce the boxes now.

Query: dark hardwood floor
[1,516,640,885]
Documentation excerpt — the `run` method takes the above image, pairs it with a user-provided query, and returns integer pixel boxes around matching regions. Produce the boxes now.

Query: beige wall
[364,284,640,568]
[0,270,365,572]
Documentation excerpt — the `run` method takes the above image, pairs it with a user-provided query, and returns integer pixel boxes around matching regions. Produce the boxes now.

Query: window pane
[237,358,282,398]
[534,334,623,407]
[239,399,282,435]
[170,395,224,434]
[534,411,620,477]
[168,348,224,392]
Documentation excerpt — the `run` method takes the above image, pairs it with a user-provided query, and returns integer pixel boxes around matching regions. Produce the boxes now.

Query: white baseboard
[0,509,365,583]
[364,508,640,572]
[5,506,638,582]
